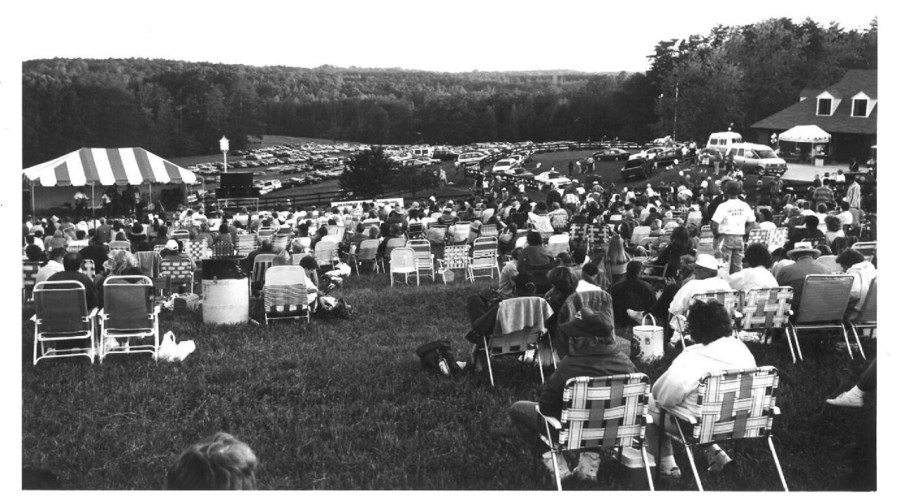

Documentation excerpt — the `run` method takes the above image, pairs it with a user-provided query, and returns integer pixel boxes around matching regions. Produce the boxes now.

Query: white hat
[165,239,179,251]
[695,254,719,271]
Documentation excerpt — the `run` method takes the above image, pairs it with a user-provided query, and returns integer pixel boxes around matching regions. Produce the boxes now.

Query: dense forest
[22,17,876,166]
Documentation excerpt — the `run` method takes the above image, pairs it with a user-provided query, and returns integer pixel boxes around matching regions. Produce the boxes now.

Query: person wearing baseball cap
[710,181,755,274]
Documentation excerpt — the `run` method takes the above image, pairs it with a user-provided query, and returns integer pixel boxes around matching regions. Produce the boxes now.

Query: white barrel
[633,322,664,362]
[202,279,249,325]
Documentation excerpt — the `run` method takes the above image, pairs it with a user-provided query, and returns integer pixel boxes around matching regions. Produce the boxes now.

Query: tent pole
[91,183,96,229]
[31,180,36,217]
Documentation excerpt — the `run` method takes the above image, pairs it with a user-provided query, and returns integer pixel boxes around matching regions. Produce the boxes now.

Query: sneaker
[627,309,644,324]
[573,452,601,482]
[706,445,733,474]
[826,390,865,408]
[542,452,572,482]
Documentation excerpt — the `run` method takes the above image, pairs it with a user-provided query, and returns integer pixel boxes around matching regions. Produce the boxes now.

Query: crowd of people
[23,157,876,487]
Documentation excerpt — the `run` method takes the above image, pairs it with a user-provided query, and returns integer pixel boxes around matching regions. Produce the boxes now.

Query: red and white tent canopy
[23,147,197,187]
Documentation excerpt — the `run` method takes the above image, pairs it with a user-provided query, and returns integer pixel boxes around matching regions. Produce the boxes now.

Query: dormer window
[850,92,873,118]
[817,98,833,116]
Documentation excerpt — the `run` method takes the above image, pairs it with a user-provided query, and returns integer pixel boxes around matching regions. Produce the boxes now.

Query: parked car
[491,158,518,173]
[454,151,488,168]
[534,170,572,188]
[592,148,630,161]
[729,143,788,176]
[506,167,534,179]
[621,158,651,181]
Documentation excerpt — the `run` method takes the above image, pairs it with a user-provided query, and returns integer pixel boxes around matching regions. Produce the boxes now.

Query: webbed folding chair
[847,277,876,343]
[671,290,741,350]
[483,296,554,386]
[109,241,131,253]
[569,223,588,250]
[785,274,857,363]
[538,374,655,491]
[67,242,87,253]
[250,253,276,294]
[210,242,235,258]
[437,244,470,284]
[314,240,340,271]
[235,233,258,257]
[23,260,41,304]
[349,239,380,275]
[153,244,167,253]
[257,227,275,241]
[657,366,788,491]
[378,237,408,272]
[263,265,309,324]
[587,224,610,253]
[291,252,311,266]
[271,235,289,253]
[159,257,194,295]
[767,227,788,252]
[850,241,876,262]
[737,287,793,343]
[746,229,770,247]
[407,222,425,239]
[389,247,418,286]
[171,228,191,242]
[697,227,716,256]
[99,275,159,362]
[468,237,500,282]
[32,281,98,365]
[546,234,570,260]
[408,239,435,282]
[184,239,208,266]
[480,224,499,238]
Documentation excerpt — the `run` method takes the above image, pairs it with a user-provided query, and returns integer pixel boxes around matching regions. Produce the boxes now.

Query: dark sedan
[507,167,534,179]
[621,158,651,181]
[592,148,630,161]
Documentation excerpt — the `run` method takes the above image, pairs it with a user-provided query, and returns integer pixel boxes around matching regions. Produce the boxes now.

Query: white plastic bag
[158,331,196,362]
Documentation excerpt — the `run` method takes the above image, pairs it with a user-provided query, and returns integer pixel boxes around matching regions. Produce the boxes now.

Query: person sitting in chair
[645,300,755,479]
[508,306,636,484]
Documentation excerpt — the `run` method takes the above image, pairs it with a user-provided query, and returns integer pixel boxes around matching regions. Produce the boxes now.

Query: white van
[706,132,744,154]
[411,146,434,158]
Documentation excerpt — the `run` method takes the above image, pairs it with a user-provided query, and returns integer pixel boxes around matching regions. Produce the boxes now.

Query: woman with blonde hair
[166,432,258,490]
[603,234,631,284]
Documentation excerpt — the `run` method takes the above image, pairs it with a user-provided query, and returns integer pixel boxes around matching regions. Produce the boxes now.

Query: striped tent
[23,147,197,187]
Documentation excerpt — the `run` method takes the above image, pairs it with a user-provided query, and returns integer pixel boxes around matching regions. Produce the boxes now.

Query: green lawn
[22,272,876,490]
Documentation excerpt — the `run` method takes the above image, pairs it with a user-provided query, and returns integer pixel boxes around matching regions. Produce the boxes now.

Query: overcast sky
[7,0,881,73]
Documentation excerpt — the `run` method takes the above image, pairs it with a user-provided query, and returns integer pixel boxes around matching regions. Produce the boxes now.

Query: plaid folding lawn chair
[737,287,793,343]
[538,374,655,491]
[657,366,788,491]
[468,237,500,282]
[263,266,309,324]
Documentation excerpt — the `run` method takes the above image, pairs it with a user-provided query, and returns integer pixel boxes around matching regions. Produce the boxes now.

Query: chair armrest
[152,304,162,315]
[97,308,106,319]
[87,307,99,319]
[30,314,36,323]
[536,404,562,430]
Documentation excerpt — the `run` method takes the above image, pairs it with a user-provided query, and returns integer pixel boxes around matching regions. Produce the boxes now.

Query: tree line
[22,17,876,167]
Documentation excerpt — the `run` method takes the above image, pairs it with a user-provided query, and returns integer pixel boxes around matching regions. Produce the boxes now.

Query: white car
[534,170,572,187]
[491,158,518,173]
[454,151,488,168]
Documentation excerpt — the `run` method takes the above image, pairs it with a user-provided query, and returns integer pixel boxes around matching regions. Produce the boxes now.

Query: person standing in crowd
[846,175,862,210]
[710,181,755,274]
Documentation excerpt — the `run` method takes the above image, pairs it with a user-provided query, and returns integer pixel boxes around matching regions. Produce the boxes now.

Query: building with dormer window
[751,70,876,162]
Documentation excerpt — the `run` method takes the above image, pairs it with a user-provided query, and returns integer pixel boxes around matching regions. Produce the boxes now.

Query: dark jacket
[538,316,637,419]
[609,277,657,327]
[46,270,98,310]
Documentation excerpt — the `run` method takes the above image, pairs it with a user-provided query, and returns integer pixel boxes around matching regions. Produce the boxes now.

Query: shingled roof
[751,70,877,135]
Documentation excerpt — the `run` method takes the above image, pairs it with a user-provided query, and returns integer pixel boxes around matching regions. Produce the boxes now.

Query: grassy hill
[22,272,875,490]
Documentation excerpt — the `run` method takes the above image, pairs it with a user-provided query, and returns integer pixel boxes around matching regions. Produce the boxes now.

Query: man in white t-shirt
[711,181,756,274]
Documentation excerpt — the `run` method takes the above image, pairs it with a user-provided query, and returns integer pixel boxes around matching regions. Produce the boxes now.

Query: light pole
[220,136,229,173]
